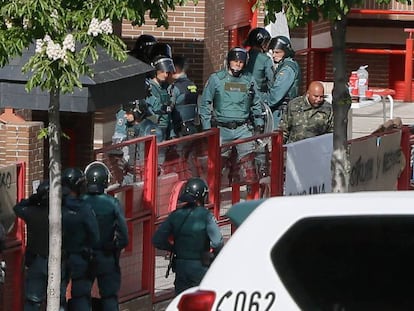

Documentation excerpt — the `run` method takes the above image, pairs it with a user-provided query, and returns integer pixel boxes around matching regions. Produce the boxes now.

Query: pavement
[351,98,414,138]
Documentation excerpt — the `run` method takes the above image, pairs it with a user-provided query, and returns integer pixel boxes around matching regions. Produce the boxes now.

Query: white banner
[265,12,290,39]
[285,134,333,196]
[349,130,402,191]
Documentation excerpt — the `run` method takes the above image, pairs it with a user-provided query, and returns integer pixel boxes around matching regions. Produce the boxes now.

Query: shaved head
[306,81,325,107]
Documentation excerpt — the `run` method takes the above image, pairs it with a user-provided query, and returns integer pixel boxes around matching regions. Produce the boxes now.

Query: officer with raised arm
[13,181,67,311]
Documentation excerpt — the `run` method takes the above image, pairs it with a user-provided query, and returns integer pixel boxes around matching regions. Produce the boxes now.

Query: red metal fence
[92,128,284,304]
[1,162,26,311]
[4,125,414,309]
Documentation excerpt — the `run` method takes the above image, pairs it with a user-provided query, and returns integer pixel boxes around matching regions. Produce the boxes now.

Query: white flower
[87,18,102,37]
[62,52,68,64]
[46,40,64,61]
[23,18,30,29]
[35,34,72,65]
[100,18,113,35]
[5,19,13,29]
[43,35,52,43]
[63,34,75,52]
[35,39,44,53]
[51,9,59,20]
[88,17,113,37]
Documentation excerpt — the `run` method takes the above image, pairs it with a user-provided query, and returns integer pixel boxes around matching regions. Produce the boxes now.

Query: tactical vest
[148,80,171,128]
[211,70,254,123]
[174,76,198,106]
[171,205,210,260]
[83,194,122,249]
[62,196,95,253]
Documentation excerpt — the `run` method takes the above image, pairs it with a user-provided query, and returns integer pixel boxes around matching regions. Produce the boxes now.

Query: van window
[271,216,414,310]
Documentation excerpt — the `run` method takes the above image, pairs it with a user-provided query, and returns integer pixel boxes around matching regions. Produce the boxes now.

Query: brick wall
[121,1,206,91]
[0,121,44,197]
[121,1,205,41]
[204,0,227,81]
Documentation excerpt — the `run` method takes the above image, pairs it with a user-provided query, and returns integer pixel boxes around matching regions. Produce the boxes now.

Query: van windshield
[271,216,414,310]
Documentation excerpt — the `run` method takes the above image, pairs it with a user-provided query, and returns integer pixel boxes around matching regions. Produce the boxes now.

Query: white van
[167,191,414,310]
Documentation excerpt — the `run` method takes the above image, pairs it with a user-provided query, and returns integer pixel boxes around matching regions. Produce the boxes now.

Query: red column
[404,29,414,102]
[397,125,411,190]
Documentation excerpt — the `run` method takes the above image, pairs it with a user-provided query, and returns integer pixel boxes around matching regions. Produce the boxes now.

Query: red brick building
[1,0,414,192]
[122,0,414,95]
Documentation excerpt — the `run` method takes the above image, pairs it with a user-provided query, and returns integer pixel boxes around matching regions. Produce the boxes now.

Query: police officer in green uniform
[83,162,129,311]
[243,27,274,101]
[280,81,333,144]
[171,55,199,136]
[172,55,198,106]
[146,54,181,140]
[200,47,264,184]
[268,36,301,129]
[13,181,67,311]
[62,168,100,311]
[152,177,224,294]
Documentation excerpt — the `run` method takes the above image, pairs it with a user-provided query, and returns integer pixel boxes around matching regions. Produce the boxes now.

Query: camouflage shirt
[279,95,333,144]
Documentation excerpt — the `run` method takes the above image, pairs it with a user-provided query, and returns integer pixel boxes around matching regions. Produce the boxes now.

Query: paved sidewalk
[351,99,414,138]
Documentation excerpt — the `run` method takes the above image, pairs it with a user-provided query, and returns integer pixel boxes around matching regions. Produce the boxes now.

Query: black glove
[28,193,41,205]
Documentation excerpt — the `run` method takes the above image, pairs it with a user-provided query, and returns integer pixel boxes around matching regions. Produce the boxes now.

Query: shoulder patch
[187,85,197,93]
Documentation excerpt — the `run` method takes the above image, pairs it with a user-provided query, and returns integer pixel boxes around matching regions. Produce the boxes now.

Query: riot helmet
[152,56,175,73]
[178,177,209,204]
[268,36,295,59]
[244,27,271,50]
[124,99,152,122]
[130,34,158,63]
[62,167,86,195]
[226,47,248,77]
[149,43,173,62]
[84,161,111,194]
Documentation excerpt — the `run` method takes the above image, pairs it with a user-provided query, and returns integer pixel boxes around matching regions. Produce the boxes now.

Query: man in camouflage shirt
[280,81,333,144]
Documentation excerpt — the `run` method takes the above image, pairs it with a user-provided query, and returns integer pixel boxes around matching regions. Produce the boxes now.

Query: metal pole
[404,29,414,102]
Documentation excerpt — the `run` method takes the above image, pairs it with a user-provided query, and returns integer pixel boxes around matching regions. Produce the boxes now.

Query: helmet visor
[153,57,175,73]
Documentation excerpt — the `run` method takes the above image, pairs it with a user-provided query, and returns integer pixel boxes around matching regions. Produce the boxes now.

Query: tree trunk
[331,16,352,193]
[47,87,63,311]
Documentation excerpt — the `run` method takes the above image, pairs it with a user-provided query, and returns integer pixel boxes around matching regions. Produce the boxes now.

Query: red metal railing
[6,124,414,309]
[92,129,284,304]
